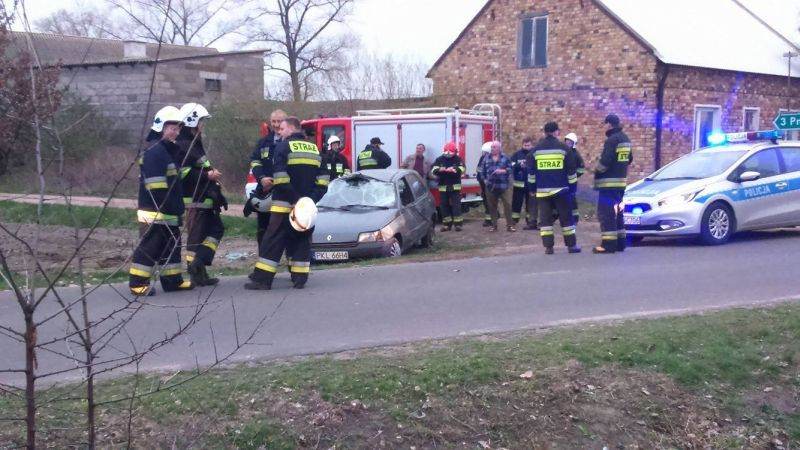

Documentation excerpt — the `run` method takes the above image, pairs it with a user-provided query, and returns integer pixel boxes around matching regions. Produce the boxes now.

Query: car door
[730,148,784,230]
[396,177,418,247]
[407,173,435,236]
[776,146,800,225]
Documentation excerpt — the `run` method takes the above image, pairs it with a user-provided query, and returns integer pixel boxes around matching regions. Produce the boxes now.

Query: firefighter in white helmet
[129,107,193,296]
[564,132,586,224]
[246,116,329,290]
[322,135,351,181]
[477,141,493,227]
[176,102,227,287]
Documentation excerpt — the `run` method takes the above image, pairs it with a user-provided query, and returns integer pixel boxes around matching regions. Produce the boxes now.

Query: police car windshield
[318,176,397,209]
[651,149,747,181]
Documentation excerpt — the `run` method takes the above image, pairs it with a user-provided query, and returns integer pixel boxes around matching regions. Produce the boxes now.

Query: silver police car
[623,131,800,245]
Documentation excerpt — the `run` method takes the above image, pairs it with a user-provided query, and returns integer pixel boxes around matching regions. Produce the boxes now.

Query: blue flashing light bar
[706,130,784,146]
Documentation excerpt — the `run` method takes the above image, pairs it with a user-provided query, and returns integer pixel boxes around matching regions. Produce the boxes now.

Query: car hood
[625,178,714,199]
[313,208,399,243]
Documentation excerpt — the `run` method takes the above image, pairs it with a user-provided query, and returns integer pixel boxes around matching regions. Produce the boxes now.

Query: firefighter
[431,141,465,232]
[477,142,492,227]
[176,103,227,287]
[356,137,392,170]
[530,122,581,255]
[322,135,351,180]
[564,132,586,224]
[593,114,632,254]
[129,107,193,296]
[511,137,534,226]
[245,117,329,290]
[247,109,287,244]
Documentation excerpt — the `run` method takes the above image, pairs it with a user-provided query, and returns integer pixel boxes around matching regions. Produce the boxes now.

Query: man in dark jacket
[176,103,227,287]
[477,142,492,227]
[510,137,535,227]
[245,117,329,291]
[564,132,586,224]
[530,122,581,254]
[356,137,392,170]
[431,142,465,231]
[593,114,632,254]
[129,109,193,296]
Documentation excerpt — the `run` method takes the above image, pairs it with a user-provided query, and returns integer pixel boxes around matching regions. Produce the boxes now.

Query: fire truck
[247,104,502,210]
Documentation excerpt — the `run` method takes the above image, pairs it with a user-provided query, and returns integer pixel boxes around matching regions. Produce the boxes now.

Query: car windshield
[650,149,747,181]
[318,175,397,209]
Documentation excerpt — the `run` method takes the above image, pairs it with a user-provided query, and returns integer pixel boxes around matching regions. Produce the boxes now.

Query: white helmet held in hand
[180,103,211,128]
[481,141,492,153]
[151,106,182,132]
[565,132,578,147]
[290,197,318,232]
[327,135,341,145]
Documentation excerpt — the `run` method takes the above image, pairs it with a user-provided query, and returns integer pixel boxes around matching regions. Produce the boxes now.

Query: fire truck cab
[301,104,502,209]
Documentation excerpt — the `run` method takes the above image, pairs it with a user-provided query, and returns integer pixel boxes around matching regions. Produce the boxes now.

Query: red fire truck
[247,104,502,210]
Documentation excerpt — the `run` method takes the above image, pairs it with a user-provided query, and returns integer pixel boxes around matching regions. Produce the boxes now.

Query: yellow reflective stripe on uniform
[137,210,178,225]
[594,178,627,189]
[255,258,279,273]
[602,232,618,240]
[250,161,263,168]
[129,263,153,278]
[273,171,290,185]
[527,175,536,184]
[316,175,330,186]
[195,155,212,168]
[616,143,632,162]
[358,151,373,159]
[270,200,292,213]
[562,226,576,236]
[161,263,183,276]
[289,261,310,274]
[180,167,191,179]
[261,150,270,159]
[144,176,167,190]
[513,181,525,188]
[568,175,578,184]
[288,158,321,167]
[202,237,219,251]
[540,226,554,237]
[185,251,195,263]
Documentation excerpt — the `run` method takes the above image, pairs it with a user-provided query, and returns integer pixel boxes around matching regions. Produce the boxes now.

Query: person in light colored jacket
[401,143,433,180]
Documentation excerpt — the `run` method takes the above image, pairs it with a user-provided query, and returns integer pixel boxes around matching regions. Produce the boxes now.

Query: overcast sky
[10,0,799,66]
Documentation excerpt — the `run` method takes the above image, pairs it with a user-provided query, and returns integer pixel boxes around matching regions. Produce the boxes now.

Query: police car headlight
[658,189,703,207]
[358,230,384,243]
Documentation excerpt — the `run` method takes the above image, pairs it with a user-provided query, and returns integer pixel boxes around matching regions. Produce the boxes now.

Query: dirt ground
[0,215,603,279]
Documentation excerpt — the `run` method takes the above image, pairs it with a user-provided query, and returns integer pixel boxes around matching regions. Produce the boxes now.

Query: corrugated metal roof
[595,0,800,77]
[8,31,219,66]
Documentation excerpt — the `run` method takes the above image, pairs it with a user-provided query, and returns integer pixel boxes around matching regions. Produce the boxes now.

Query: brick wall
[429,0,800,184]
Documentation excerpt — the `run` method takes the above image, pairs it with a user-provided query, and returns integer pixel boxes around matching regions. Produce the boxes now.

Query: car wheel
[383,237,402,258]
[700,202,735,245]
[420,222,435,248]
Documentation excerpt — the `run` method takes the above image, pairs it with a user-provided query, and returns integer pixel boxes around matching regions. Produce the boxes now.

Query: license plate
[314,251,349,261]
[623,215,641,225]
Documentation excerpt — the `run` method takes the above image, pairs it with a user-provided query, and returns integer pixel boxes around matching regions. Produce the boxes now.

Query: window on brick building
[518,15,548,68]
[205,78,222,92]
[693,105,721,150]
[742,107,760,132]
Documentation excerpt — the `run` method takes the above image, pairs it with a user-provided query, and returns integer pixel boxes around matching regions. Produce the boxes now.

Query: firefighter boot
[200,265,219,286]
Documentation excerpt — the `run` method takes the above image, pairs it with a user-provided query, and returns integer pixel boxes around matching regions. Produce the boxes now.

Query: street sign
[774,112,800,130]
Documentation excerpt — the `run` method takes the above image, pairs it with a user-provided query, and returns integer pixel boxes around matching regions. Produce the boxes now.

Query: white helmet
[151,106,182,132]
[565,133,578,146]
[327,135,341,146]
[290,197,318,232]
[481,142,492,153]
[180,103,211,128]
[249,193,272,213]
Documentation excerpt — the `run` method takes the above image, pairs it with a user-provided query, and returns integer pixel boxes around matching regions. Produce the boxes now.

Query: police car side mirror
[738,171,761,183]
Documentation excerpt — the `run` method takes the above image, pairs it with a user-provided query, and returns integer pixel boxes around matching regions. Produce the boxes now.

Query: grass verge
[1,303,798,448]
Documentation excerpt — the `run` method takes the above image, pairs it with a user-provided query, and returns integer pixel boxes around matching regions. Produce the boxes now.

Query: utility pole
[784,51,798,112]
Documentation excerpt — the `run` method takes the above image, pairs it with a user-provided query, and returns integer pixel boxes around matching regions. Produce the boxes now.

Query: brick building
[10,32,265,141]
[427,0,800,180]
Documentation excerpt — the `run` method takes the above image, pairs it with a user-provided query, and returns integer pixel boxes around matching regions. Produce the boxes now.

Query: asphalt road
[2,230,799,387]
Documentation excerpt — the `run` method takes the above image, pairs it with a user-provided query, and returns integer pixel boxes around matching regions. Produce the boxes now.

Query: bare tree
[104,0,247,46]
[34,7,120,39]
[325,52,433,101]
[248,0,355,101]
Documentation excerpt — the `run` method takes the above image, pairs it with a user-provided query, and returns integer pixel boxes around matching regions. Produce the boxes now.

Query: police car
[623,130,800,245]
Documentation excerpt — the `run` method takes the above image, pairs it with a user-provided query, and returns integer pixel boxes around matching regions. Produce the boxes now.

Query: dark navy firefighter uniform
[510,147,533,224]
[356,144,392,170]
[568,146,586,223]
[594,126,632,252]
[246,132,277,245]
[477,152,492,224]
[530,136,579,250]
[322,148,351,181]
[176,129,227,271]
[431,154,465,229]
[129,139,190,294]
[250,132,329,288]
